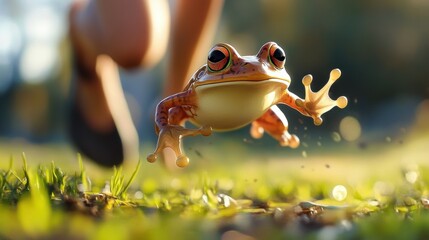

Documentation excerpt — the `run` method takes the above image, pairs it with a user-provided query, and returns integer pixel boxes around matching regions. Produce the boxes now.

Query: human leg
[68,0,169,166]
[164,0,224,96]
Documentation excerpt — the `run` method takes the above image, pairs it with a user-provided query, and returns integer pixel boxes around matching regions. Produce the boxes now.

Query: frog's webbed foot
[147,125,212,168]
[251,122,300,148]
[296,69,348,125]
[278,132,300,148]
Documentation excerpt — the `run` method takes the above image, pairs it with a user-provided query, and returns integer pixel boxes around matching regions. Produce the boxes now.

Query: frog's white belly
[191,80,287,131]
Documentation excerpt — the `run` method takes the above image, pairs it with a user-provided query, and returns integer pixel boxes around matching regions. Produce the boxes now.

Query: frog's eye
[269,45,286,69]
[207,46,230,72]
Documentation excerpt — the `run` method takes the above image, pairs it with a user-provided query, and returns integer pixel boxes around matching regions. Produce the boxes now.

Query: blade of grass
[118,160,142,199]
[77,154,90,192]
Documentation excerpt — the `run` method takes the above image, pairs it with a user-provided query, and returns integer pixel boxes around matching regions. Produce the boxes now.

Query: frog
[147,42,348,167]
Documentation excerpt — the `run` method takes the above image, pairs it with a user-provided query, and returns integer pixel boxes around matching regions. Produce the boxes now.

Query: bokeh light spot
[0,17,22,58]
[373,181,394,196]
[23,6,64,43]
[19,43,58,83]
[0,17,22,93]
[405,171,418,184]
[339,116,361,142]
[332,185,347,201]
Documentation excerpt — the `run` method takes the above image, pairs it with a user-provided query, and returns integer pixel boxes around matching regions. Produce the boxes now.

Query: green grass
[1,132,429,239]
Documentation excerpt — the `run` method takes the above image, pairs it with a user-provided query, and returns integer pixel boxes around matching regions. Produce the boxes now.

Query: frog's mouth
[194,77,290,88]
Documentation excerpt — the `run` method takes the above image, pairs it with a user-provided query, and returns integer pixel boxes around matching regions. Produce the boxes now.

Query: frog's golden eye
[268,45,286,69]
[207,46,230,72]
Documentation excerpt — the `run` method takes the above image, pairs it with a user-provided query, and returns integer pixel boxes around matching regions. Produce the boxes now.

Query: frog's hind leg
[250,105,300,148]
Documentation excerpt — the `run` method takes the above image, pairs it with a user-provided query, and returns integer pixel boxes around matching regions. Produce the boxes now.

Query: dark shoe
[68,97,124,167]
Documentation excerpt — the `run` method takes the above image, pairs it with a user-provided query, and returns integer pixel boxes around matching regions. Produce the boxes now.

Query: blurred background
[0,0,428,154]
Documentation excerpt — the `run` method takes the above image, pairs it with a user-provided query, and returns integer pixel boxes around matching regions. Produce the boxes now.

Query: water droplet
[331,132,341,142]
[302,151,307,158]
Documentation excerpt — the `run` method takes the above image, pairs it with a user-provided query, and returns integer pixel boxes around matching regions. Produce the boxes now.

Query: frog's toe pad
[288,134,300,148]
[176,155,190,168]
[250,123,264,139]
[147,153,157,163]
[280,133,300,148]
[313,116,323,126]
[330,68,341,81]
[336,96,348,109]
[200,126,212,136]
[302,74,313,86]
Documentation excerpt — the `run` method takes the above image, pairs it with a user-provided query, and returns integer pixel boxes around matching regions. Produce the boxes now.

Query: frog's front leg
[147,91,212,168]
[250,105,300,148]
[281,69,348,125]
